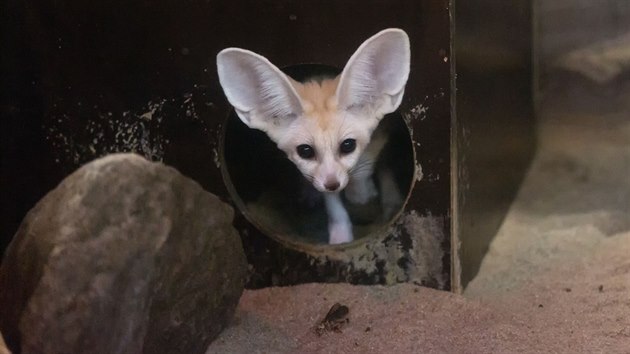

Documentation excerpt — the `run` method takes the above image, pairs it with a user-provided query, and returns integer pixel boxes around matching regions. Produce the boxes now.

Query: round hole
[220,64,415,247]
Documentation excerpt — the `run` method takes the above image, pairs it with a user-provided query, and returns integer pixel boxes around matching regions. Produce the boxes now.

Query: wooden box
[0,0,534,292]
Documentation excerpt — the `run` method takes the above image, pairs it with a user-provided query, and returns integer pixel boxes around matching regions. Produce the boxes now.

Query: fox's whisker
[349,161,376,175]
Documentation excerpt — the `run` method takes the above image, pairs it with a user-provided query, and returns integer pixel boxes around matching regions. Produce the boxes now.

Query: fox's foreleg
[324,193,353,244]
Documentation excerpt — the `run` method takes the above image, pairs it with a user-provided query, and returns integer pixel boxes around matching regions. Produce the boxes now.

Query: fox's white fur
[217,28,410,244]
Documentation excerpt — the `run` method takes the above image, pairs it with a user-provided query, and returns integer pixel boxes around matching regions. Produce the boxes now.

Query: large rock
[0,154,247,354]
[0,331,10,354]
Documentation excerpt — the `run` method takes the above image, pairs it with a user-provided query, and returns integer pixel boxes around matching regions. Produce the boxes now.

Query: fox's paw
[328,221,353,245]
[345,179,378,205]
[380,182,403,220]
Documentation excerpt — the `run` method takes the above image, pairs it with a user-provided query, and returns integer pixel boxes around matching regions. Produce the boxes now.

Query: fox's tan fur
[292,78,340,130]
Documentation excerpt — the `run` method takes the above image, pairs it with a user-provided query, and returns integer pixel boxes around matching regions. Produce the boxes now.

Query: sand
[207,74,630,353]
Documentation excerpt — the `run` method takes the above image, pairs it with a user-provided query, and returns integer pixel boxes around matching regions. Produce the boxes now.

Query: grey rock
[0,153,247,354]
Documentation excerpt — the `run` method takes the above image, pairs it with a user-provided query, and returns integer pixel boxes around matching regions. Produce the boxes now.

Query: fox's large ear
[217,48,303,133]
[336,28,410,118]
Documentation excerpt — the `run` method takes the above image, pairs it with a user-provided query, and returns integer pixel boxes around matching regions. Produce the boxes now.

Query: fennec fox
[217,29,410,244]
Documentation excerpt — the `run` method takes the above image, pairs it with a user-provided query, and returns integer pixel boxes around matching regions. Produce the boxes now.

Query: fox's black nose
[324,180,340,191]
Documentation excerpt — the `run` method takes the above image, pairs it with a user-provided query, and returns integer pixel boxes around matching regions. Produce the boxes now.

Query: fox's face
[273,78,379,192]
[217,29,410,193]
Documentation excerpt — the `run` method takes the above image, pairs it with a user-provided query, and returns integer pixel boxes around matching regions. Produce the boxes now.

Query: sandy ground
[208,76,630,353]
[463,77,630,350]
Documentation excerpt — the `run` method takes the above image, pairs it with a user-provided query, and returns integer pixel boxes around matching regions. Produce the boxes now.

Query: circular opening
[221,64,415,247]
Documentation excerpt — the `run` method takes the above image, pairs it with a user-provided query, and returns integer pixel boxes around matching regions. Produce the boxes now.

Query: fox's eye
[297,144,316,159]
[339,139,356,154]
